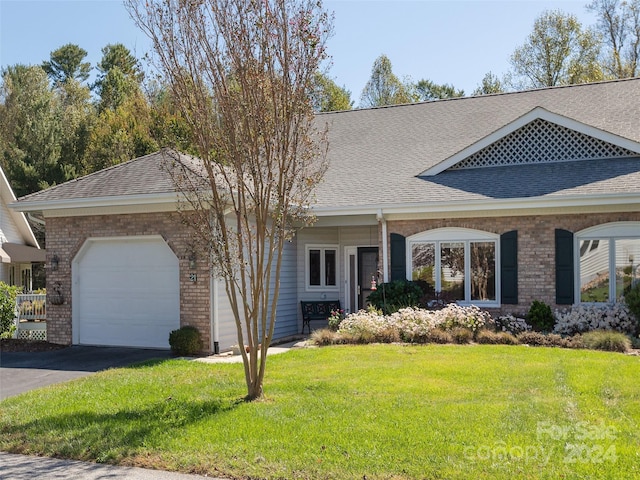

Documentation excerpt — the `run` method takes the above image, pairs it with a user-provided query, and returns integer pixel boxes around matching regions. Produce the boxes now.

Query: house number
[189,273,197,282]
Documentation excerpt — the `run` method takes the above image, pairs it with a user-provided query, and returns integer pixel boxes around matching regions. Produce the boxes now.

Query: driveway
[0,346,172,400]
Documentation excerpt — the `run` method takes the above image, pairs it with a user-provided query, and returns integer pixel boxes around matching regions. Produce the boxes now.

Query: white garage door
[74,236,180,348]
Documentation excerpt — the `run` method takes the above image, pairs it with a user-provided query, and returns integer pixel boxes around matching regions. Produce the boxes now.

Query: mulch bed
[0,339,68,353]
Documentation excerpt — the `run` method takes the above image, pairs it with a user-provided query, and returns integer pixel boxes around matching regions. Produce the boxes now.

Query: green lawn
[1,344,639,479]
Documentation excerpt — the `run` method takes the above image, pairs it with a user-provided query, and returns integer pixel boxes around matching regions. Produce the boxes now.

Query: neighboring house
[11,78,640,352]
[0,166,45,291]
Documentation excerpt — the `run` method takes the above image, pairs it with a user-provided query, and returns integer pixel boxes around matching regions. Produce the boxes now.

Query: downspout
[377,209,389,282]
[210,275,220,354]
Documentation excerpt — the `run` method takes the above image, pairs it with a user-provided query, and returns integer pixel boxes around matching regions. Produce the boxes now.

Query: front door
[358,247,379,310]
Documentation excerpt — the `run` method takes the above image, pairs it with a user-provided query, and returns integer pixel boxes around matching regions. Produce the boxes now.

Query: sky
[0,0,597,106]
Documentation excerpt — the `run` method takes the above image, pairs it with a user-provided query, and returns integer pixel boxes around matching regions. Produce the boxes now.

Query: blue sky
[1,0,595,105]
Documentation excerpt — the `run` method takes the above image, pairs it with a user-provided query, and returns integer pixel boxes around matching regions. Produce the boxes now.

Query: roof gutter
[311,192,640,218]
[8,192,181,213]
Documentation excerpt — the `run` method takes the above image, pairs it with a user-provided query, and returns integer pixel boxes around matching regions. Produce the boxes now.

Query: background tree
[84,44,156,172]
[472,71,505,95]
[588,0,640,78]
[0,65,62,197]
[42,43,91,85]
[509,10,604,88]
[415,79,464,101]
[360,55,416,107]
[56,78,94,181]
[311,72,352,111]
[127,0,330,400]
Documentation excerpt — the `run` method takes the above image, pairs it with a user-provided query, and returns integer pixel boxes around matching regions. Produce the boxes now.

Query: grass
[1,344,639,479]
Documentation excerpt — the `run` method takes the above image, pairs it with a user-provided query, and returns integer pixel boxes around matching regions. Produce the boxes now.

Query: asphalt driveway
[0,346,172,400]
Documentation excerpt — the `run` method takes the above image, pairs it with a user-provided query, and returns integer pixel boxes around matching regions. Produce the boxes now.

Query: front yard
[1,344,639,479]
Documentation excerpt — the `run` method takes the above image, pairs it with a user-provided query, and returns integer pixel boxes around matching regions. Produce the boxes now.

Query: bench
[300,300,341,334]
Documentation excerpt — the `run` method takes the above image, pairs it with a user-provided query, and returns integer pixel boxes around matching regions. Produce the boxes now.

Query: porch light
[189,253,197,270]
[51,254,59,271]
[371,276,377,291]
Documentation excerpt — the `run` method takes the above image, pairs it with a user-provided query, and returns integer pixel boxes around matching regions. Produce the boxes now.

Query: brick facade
[45,212,211,350]
[386,211,640,315]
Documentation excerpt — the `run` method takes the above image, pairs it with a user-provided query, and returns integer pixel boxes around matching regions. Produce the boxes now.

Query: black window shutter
[500,230,518,304]
[555,229,575,305]
[390,233,406,282]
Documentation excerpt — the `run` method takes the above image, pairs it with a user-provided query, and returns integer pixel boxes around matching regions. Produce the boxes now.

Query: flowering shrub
[337,310,393,337]
[554,303,637,335]
[433,304,493,333]
[389,307,437,342]
[495,314,531,335]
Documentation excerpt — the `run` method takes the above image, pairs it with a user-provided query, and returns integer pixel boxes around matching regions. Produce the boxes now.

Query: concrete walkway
[0,452,224,480]
[195,340,307,364]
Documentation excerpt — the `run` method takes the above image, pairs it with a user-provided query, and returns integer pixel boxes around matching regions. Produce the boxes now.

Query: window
[408,228,498,305]
[306,246,338,290]
[578,223,640,303]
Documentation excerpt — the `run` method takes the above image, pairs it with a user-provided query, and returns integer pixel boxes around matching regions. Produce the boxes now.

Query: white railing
[16,294,47,321]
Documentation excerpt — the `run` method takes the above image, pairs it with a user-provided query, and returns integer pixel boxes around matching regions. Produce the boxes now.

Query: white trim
[378,210,389,282]
[10,192,180,213]
[407,227,499,242]
[344,246,357,313]
[311,193,640,219]
[304,244,339,292]
[420,107,640,176]
[577,221,640,239]
[1,166,40,248]
[406,228,500,307]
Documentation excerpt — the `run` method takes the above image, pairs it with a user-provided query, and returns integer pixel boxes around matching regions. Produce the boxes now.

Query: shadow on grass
[1,396,243,461]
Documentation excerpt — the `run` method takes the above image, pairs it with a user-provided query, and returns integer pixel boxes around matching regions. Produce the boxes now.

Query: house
[11,78,640,352]
[0,165,45,291]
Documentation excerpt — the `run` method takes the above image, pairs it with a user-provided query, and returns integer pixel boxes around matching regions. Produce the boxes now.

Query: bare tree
[126,0,331,400]
[588,0,640,78]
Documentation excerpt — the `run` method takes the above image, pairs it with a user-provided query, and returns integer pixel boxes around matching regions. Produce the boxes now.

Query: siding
[0,200,22,244]
[273,238,298,339]
[296,225,380,329]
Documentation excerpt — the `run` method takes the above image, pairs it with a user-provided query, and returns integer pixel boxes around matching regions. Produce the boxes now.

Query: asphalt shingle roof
[313,78,640,208]
[14,78,640,210]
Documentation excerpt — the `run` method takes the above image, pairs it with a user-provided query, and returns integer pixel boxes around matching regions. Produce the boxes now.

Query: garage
[72,236,180,348]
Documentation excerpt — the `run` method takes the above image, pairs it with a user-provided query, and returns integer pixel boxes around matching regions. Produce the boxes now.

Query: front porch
[15,293,47,341]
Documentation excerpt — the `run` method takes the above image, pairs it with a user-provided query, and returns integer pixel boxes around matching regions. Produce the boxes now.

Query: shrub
[581,330,631,353]
[554,303,637,335]
[495,314,531,335]
[623,282,640,333]
[517,331,553,347]
[435,304,492,333]
[450,327,473,344]
[367,280,423,314]
[311,328,339,346]
[527,300,555,332]
[337,310,391,337]
[390,307,436,343]
[476,330,519,345]
[426,329,453,344]
[0,282,20,338]
[327,309,345,331]
[168,325,203,356]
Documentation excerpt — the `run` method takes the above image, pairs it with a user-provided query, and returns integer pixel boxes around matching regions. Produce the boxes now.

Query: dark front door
[358,247,379,309]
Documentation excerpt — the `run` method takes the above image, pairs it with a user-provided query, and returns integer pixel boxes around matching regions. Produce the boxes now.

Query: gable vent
[450,118,638,170]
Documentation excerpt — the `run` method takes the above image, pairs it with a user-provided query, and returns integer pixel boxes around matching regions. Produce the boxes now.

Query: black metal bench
[300,300,341,334]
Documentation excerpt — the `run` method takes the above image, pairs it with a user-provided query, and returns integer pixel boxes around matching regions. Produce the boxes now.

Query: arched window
[407,228,499,306]
[577,222,640,303]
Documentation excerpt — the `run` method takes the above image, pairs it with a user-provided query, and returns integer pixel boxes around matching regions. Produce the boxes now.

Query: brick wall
[387,211,640,315]
[45,212,211,350]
